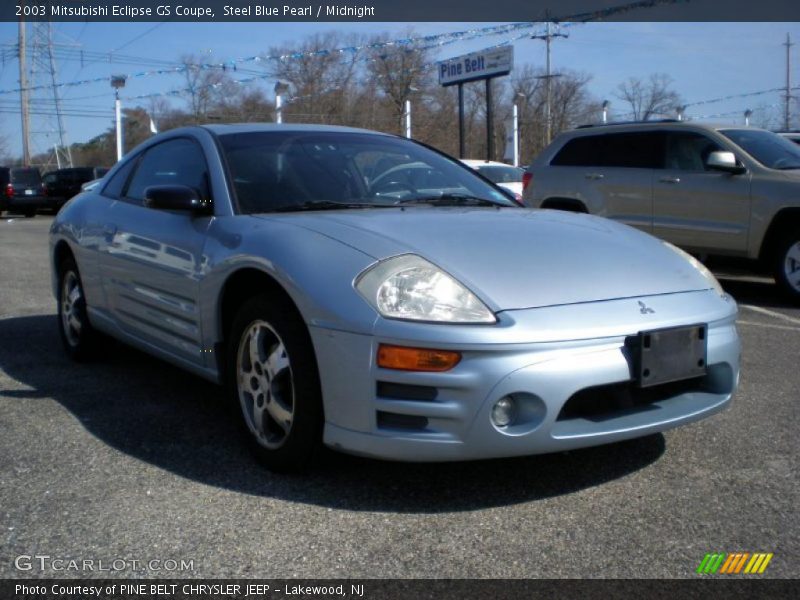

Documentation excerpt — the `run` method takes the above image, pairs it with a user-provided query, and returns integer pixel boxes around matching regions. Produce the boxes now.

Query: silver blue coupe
[50,124,740,471]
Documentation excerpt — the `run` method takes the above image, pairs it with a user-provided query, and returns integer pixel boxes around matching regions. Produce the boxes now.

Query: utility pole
[785,33,793,131]
[531,22,568,145]
[18,17,31,166]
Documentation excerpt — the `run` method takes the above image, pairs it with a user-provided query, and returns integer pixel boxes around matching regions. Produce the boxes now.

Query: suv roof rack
[576,119,680,129]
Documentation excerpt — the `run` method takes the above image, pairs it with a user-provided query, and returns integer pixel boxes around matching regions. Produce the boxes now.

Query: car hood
[256,208,713,310]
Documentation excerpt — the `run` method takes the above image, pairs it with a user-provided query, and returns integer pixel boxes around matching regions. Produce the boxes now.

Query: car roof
[565,121,763,136]
[199,123,395,137]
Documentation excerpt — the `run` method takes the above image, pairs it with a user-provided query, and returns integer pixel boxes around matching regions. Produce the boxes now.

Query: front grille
[558,376,710,422]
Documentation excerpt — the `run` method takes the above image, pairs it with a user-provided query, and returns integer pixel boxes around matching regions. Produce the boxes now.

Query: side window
[665,132,722,172]
[125,138,210,202]
[603,132,664,168]
[551,132,663,169]
[551,136,604,167]
[102,157,139,199]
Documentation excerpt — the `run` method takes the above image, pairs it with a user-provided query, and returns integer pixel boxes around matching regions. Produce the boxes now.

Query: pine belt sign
[438,46,514,87]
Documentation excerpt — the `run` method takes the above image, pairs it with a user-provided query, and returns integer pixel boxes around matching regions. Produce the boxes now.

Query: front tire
[226,294,323,472]
[57,257,99,360]
[774,231,800,303]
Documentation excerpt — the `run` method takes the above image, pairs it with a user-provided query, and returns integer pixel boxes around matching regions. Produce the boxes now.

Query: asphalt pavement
[0,215,797,579]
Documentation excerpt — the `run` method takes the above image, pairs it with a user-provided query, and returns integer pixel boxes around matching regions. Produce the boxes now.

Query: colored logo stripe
[697,552,773,574]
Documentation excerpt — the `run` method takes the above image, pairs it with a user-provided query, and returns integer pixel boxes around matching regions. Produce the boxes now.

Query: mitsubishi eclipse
[50,124,740,471]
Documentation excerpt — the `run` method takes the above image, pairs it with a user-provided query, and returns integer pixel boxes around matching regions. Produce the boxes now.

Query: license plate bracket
[633,324,707,388]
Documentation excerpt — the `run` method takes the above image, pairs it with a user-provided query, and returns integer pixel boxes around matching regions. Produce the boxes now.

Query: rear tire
[226,293,323,472]
[24,211,35,218]
[57,257,100,361]
[774,231,800,303]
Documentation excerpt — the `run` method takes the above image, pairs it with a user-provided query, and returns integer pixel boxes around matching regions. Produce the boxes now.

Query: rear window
[551,132,664,169]
[10,168,42,186]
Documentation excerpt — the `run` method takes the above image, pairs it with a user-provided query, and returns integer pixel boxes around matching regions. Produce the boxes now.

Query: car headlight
[356,254,496,323]
[663,242,726,297]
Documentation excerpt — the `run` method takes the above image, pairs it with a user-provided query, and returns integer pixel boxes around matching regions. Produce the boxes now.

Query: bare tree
[615,73,682,121]
[181,54,242,122]
[266,32,365,124]
[511,65,598,161]
[366,32,433,134]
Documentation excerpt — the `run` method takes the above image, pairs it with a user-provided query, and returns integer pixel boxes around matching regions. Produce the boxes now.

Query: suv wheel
[226,294,323,472]
[774,231,800,302]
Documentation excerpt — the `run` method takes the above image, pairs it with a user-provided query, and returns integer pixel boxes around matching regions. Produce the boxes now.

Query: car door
[546,132,660,233]
[99,137,213,366]
[653,131,751,253]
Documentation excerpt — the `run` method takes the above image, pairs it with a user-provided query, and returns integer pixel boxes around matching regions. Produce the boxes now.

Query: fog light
[491,396,517,428]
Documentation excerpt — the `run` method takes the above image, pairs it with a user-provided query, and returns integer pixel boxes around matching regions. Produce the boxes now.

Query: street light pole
[274,81,290,124]
[111,75,126,161]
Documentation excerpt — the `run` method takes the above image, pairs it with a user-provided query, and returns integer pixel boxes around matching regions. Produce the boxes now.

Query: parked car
[462,159,525,200]
[523,121,800,301]
[42,166,110,210]
[0,166,47,217]
[777,131,800,146]
[50,124,739,472]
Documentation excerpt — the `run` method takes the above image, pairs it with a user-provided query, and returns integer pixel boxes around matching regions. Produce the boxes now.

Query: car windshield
[476,165,524,184]
[218,131,515,214]
[720,129,800,170]
[10,168,42,186]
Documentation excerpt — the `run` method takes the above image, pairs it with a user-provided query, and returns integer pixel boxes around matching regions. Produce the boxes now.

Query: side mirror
[706,151,745,175]
[144,185,210,213]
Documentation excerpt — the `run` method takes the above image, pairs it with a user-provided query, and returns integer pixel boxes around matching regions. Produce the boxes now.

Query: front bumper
[2,195,52,211]
[311,290,740,462]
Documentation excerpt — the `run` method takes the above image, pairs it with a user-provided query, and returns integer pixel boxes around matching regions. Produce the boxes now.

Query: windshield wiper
[271,200,393,212]
[395,193,500,207]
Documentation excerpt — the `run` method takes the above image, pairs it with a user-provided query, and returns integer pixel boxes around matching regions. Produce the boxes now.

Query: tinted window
[10,168,42,186]
[101,157,138,199]
[551,132,663,168]
[721,129,800,170]
[125,138,210,201]
[476,165,524,184]
[665,132,723,171]
[219,131,514,213]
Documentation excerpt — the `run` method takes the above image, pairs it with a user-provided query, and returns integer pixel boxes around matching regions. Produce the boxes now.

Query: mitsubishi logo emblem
[638,301,655,314]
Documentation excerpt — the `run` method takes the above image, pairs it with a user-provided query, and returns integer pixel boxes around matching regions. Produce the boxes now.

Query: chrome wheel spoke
[68,286,81,306]
[68,313,82,333]
[251,393,267,437]
[265,394,293,433]
[266,343,289,378]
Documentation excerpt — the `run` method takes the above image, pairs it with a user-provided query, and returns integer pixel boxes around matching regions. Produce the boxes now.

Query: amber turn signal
[377,344,461,372]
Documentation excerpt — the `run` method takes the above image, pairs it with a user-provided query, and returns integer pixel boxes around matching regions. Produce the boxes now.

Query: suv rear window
[551,132,664,169]
[10,168,42,186]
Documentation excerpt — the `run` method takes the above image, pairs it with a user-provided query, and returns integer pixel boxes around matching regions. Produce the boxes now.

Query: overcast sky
[0,21,797,159]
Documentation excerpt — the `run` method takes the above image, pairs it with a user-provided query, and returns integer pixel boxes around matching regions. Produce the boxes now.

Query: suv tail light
[5,183,13,199]
[522,171,533,191]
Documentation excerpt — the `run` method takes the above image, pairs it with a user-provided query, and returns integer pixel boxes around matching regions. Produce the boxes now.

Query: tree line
[11,30,715,170]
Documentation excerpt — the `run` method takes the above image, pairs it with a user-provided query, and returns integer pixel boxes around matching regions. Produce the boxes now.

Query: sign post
[438,46,514,160]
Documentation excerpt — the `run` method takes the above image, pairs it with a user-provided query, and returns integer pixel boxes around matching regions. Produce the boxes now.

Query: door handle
[585,173,604,180]
[659,176,681,184]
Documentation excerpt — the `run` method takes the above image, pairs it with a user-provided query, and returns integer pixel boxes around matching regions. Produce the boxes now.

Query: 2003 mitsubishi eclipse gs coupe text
[50,125,740,471]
